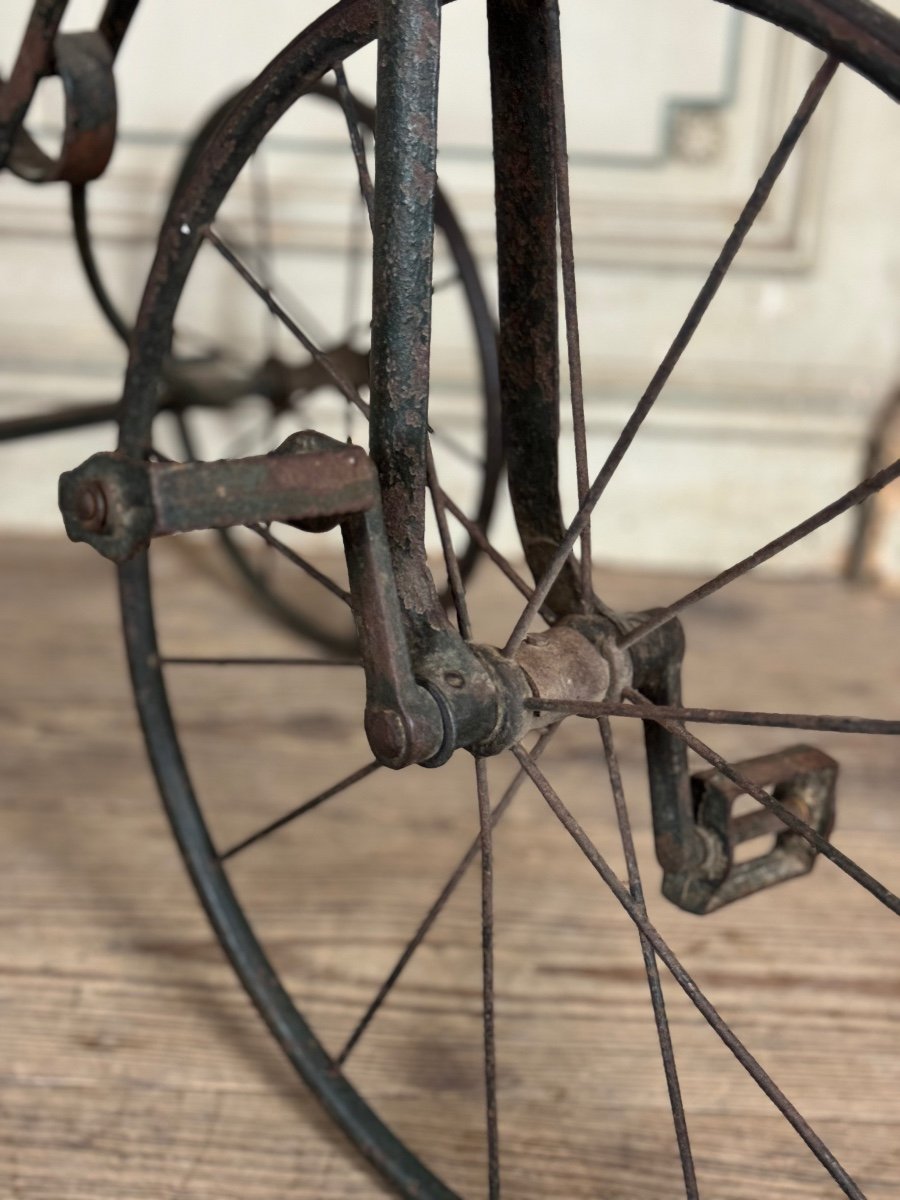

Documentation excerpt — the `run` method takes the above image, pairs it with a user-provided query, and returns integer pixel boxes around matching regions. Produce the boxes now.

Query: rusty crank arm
[61,431,450,768]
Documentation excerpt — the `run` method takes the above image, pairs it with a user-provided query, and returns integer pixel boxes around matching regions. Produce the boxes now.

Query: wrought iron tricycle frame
[6,0,900,1196]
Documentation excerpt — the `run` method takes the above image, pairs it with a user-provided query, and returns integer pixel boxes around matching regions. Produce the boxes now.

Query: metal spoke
[202,228,491,630]
[442,489,556,622]
[219,761,381,862]
[512,743,866,1200]
[528,696,900,737]
[162,656,361,667]
[335,729,556,1066]
[335,68,373,441]
[427,445,472,638]
[476,755,501,1200]
[249,149,279,356]
[247,523,352,606]
[429,425,486,470]
[503,56,839,658]
[619,457,900,652]
[547,0,592,604]
[598,718,698,1199]
[215,217,333,348]
[333,64,375,225]
[203,227,457,458]
[624,687,900,917]
[342,195,369,436]
[202,224,371,421]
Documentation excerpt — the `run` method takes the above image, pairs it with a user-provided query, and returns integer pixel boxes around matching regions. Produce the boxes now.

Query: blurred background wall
[1,0,898,580]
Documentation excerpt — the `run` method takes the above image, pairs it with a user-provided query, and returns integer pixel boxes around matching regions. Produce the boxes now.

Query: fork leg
[369,0,447,647]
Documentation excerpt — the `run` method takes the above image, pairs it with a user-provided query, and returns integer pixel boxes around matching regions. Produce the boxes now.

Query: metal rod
[599,718,698,1199]
[546,0,592,605]
[336,729,556,1067]
[219,761,381,861]
[528,696,900,736]
[476,756,501,1199]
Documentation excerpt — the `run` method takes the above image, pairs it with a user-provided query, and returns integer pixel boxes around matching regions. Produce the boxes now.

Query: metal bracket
[2,30,117,184]
[665,744,838,914]
[625,616,839,914]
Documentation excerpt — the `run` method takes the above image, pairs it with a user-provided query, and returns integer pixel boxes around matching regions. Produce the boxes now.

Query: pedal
[664,745,838,914]
[59,430,449,769]
[58,430,377,563]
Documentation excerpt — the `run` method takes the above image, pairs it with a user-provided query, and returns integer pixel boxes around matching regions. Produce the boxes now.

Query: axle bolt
[365,707,410,769]
[74,482,108,533]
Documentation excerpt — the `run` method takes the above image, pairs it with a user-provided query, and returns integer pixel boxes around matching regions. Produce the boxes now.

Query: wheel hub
[422,615,634,761]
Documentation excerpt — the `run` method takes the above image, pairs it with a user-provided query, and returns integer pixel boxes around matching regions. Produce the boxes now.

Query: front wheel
[112,0,900,1196]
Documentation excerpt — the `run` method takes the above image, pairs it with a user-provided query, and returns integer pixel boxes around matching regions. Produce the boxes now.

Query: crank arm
[63,432,727,790]
[687,745,837,913]
[630,617,838,914]
[59,430,444,769]
[59,433,377,561]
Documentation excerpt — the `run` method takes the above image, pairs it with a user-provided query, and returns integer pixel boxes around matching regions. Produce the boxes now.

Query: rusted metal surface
[0,0,139,184]
[0,0,66,170]
[486,0,581,618]
[678,746,838,914]
[728,0,900,101]
[501,53,839,659]
[60,425,642,770]
[368,0,447,646]
[342,501,446,768]
[59,432,378,562]
[624,615,708,876]
[525,696,900,737]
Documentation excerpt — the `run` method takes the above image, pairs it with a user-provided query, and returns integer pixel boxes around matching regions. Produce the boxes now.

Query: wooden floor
[2,532,899,1199]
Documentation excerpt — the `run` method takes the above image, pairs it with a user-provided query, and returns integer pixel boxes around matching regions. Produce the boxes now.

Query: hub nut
[74,482,108,532]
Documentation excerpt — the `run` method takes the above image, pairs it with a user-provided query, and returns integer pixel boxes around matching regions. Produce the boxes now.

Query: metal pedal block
[664,745,838,914]
[59,430,377,563]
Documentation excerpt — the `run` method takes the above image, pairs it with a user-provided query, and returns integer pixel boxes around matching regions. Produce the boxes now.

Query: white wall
[1,0,899,579]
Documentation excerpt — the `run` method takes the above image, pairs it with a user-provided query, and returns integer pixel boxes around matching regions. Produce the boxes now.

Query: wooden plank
[1,533,898,1197]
